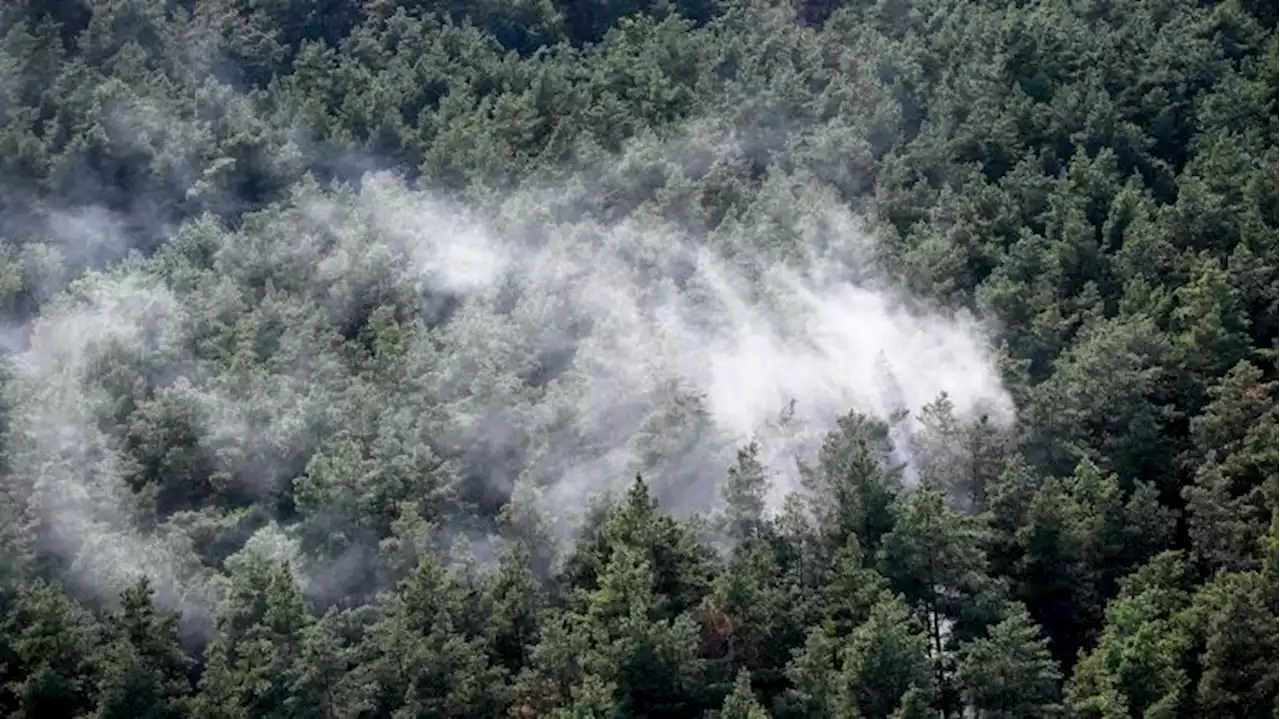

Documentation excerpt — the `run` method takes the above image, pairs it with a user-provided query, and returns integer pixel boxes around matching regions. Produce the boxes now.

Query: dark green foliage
[91,577,193,719]
[955,604,1062,718]
[0,0,1274,717]
[0,581,100,719]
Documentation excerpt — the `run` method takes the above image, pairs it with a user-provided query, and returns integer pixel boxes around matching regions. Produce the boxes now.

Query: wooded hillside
[0,0,1275,717]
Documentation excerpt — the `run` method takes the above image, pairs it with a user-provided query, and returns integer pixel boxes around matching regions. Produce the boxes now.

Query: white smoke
[0,122,1014,619]
[4,273,218,625]
[321,169,1015,517]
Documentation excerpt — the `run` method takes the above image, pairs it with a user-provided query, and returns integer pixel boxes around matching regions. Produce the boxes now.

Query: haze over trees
[0,0,1275,717]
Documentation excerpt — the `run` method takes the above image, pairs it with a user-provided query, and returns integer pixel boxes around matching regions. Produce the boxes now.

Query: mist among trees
[0,0,1275,717]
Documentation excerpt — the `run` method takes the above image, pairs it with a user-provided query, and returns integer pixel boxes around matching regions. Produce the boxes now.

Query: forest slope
[0,0,1275,717]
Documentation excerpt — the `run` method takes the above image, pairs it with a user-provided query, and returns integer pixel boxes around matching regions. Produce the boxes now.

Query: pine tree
[562,476,715,622]
[955,604,1062,718]
[0,581,100,719]
[1191,570,1277,718]
[1014,473,1103,669]
[913,393,1005,512]
[801,411,901,555]
[889,688,936,719]
[91,577,194,719]
[707,537,801,694]
[721,442,770,544]
[354,550,509,718]
[835,596,935,719]
[547,674,623,719]
[717,670,771,719]
[1065,552,1196,719]
[877,486,991,691]
[584,544,704,717]
[194,554,315,719]
[486,542,547,673]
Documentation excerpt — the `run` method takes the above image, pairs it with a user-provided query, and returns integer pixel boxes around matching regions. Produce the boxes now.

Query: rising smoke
[0,99,1014,625]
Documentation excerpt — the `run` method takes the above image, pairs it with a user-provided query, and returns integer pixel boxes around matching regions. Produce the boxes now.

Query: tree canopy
[0,0,1274,717]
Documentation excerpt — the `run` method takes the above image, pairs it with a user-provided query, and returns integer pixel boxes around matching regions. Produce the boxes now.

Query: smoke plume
[1,109,1013,620]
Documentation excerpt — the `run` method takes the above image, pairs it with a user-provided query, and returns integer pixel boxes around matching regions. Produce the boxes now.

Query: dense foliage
[0,0,1275,717]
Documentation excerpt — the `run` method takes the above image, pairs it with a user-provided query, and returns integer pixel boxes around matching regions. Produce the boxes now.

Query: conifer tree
[955,604,1062,719]
[718,670,771,719]
[91,577,193,719]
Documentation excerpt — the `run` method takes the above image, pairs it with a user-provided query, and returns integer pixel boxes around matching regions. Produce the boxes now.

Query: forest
[0,0,1275,717]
